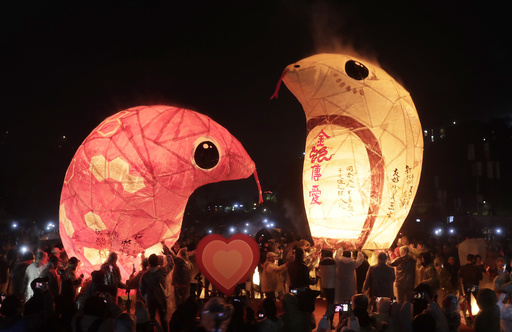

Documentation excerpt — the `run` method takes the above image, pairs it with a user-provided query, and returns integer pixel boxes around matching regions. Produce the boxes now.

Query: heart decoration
[196,233,260,295]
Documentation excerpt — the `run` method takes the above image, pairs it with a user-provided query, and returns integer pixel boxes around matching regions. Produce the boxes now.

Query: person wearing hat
[261,251,288,300]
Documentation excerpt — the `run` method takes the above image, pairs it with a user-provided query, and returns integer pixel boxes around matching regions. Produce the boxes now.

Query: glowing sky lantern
[273,54,423,250]
[60,105,260,278]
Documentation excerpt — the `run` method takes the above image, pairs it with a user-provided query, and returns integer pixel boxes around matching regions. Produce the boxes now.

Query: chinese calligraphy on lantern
[308,130,333,205]
[337,166,355,212]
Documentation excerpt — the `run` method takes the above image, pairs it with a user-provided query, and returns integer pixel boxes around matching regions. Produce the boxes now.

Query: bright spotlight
[449,228,455,234]
[229,227,235,233]
[496,228,502,234]
[208,229,213,234]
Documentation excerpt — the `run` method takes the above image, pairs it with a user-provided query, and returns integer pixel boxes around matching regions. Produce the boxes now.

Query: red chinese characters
[308,130,333,205]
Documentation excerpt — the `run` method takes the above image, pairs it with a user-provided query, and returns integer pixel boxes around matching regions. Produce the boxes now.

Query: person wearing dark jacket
[389,246,416,303]
[363,252,395,298]
[139,253,173,332]
[355,252,370,294]
[100,252,126,304]
[459,254,483,317]
[287,247,318,328]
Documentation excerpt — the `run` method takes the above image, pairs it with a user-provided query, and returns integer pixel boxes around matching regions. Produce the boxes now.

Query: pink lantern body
[278,54,423,250]
[59,105,256,278]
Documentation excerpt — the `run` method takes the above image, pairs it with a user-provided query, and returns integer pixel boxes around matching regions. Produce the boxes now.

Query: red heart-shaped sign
[196,234,260,296]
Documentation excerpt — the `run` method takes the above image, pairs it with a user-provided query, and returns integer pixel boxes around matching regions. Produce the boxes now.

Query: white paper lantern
[277,54,423,250]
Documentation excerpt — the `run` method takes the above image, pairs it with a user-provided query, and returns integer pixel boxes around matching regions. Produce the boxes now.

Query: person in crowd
[23,277,56,332]
[474,288,500,332]
[126,255,149,303]
[226,295,256,332]
[276,293,312,332]
[169,296,199,332]
[443,256,460,293]
[261,252,288,300]
[434,257,452,298]
[100,252,127,303]
[191,297,233,332]
[8,251,34,299]
[497,293,512,332]
[418,252,439,296]
[338,294,376,331]
[411,313,436,332]
[76,269,111,309]
[0,295,25,331]
[318,249,336,329]
[287,247,317,324]
[139,253,173,332]
[372,297,392,331]
[60,256,84,303]
[474,254,486,274]
[334,249,364,305]
[363,252,395,299]
[441,294,461,332]
[172,242,181,256]
[355,251,370,294]
[134,300,152,331]
[40,254,60,298]
[459,253,483,317]
[24,250,48,301]
[172,248,193,308]
[71,295,116,332]
[490,257,508,281]
[259,242,271,273]
[255,298,279,332]
[114,312,137,332]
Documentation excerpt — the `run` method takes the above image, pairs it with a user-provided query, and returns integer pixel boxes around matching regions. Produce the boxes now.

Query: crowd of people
[1,227,512,332]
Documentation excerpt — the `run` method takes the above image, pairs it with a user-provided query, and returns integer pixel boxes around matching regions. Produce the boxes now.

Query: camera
[258,312,265,319]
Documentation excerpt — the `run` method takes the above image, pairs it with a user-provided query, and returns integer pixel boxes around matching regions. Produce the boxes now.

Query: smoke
[308,1,379,64]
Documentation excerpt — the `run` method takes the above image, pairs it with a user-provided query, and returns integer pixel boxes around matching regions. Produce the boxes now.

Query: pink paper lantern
[59,105,258,278]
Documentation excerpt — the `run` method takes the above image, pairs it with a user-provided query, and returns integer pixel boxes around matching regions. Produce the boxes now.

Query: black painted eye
[345,60,369,80]
[194,141,220,169]
[294,64,300,68]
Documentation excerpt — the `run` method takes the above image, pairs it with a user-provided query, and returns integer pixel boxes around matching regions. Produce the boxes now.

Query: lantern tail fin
[270,69,287,100]
[253,169,263,205]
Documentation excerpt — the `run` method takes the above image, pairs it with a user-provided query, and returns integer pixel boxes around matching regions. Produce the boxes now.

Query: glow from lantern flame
[252,267,260,286]
[471,293,480,316]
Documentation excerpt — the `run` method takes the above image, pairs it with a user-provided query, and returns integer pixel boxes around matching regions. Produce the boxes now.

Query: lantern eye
[194,140,220,170]
[345,60,369,80]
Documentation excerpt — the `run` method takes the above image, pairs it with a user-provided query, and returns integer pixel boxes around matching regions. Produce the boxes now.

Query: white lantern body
[282,54,423,250]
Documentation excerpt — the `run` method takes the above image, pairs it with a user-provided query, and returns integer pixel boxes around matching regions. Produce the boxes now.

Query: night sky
[1,1,511,224]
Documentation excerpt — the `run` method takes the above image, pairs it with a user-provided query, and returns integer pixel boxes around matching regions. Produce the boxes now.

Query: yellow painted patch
[59,204,75,237]
[84,212,107,231]
[90,155,108,181]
